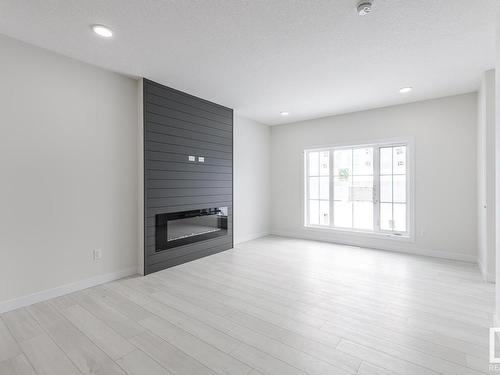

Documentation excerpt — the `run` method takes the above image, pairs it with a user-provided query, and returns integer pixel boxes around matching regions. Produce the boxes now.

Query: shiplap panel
[147,179,232,190]
[146,170,232,181]
[147,123,232,144]
[145,133,232,153]
[145,243,234,274]
[146,81,232,118]
[146,93,232,125]
[146,142,231,160]
[146,103,232,133]
[147,161,232,174]
[146,150,232,167]
[147,195,233,208]
[147,113,232,139]
[146,125,232,147]
[143,79,233,275]
[147,188,233,198]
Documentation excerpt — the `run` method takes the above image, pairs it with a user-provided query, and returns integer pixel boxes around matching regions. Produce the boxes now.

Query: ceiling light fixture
[92,24,113,38]
[399,87,413,94]
[357,0,373,16]
[280,111,290,116]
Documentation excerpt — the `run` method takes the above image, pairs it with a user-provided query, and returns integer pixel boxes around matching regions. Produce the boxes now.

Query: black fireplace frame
[155,207,228,251]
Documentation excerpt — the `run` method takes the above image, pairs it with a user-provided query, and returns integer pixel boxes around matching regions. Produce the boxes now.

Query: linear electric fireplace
[155,207,228,252]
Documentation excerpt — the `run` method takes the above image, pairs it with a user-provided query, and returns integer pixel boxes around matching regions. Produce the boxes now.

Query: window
[305,141,411,237]
[306,150,330,226]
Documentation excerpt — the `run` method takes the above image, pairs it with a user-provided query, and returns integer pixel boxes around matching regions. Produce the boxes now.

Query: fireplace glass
[155,207,228,252]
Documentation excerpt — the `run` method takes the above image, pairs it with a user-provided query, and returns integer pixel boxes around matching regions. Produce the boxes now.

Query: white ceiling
[0,0,496,125]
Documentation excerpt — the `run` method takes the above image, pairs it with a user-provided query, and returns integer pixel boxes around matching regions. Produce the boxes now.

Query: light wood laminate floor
[0,236,495,375]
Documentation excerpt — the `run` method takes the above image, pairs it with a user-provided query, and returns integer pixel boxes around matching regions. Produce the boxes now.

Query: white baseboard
[0,267,138,313]
[234,231,270,245]
[271,229,477,263]
[478,257,495,283]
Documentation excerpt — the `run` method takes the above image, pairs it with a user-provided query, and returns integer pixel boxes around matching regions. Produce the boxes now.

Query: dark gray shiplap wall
[143,79,233,275]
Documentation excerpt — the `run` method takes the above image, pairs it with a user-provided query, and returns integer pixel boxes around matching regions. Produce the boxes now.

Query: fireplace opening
[155,207,228,252]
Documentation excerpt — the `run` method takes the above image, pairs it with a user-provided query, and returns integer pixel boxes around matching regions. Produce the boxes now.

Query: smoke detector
[357,0,373,16]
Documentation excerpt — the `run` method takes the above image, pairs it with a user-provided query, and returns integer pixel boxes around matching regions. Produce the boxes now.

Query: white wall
[0,35,139,309]
[477,70,496,282]
[234,116,271,244]
[495,9,500,324]
[271,94,478,262]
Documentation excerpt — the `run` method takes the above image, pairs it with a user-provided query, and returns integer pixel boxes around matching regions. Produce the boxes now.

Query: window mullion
[391,147,394,231]
[406,145,411,236]
[329,149,334,228]
[351,148,354,228]
[373,147,380,233]
[305,152,309,226]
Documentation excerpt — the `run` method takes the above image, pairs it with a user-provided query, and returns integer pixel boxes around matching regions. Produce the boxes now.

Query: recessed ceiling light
[92,25,113,38]
[399,87,413,94]
[280,111,290,116]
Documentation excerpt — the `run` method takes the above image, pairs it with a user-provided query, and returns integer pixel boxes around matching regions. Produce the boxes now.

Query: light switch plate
[188,155,195,161]
[198,156,205,163]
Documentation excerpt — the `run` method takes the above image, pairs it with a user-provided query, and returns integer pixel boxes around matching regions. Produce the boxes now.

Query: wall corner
[138,78,144,276]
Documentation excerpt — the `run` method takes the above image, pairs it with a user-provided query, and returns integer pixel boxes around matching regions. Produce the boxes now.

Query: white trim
[478,256,496,283]
[304,224,413,242]
[303,136,414,153]
[271,230,476,263]
[0,267,137,313]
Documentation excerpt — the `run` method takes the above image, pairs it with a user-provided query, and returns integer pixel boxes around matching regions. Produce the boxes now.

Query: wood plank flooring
[0,236,495,374]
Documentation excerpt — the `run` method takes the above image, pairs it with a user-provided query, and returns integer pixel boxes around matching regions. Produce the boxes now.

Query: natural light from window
[305,141,410,237]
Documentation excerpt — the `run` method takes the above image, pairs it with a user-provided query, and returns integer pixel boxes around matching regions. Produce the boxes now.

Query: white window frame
[303,138,415,241]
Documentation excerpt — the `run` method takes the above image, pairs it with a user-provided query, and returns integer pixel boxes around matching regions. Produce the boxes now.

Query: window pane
[334,149,352,176]
[319,201,329,226]
[309,152,319,176]
[307,151,330,227]
[352,176,373,202]
[380,147,392,175]
[334,201,352,228]
[380,175,392,202]
[334,176,350,201]
[353,147,373,176]
[319,151,329,176]
[380,203,393,230]
[393,203,406,232]
[353,201,373,230]
[319,177,329,200]
[393,175,406,203]
[393,146,406,175]
[379,145,408,233]
[309,177,319,199]
[309,200,319,225]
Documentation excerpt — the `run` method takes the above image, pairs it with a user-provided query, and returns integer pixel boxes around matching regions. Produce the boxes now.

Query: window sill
[303,224,414,242]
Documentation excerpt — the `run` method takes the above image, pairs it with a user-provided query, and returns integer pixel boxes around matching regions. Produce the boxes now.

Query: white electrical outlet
[93,249,102,261]
[198,156,205,163]
[188,155,195,161]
